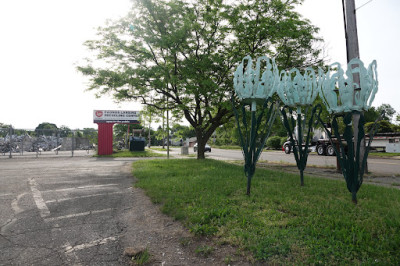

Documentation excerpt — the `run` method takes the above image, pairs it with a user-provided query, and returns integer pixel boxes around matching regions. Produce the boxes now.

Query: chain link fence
[0,127,97,158]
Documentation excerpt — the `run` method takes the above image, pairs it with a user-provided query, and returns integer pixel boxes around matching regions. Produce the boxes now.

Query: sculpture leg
[296,111,305,186]
[300,169,304,187]
[247,172,252,196]
[352,191,357,204]
[232,98,276,196]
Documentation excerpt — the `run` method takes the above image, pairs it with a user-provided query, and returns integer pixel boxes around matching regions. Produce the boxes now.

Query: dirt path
[121,177,248,265]
[257,162,400,190]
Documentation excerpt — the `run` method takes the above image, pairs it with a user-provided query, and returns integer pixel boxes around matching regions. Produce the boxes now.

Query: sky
[1,0,399,130]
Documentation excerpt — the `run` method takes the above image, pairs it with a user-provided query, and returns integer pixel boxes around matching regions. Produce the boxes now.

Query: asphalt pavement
[0,157,137,265]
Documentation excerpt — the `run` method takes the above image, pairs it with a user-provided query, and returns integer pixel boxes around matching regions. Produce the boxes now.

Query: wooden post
[167,97,170,159]
[343,0,367,173]
[343,0,359,62]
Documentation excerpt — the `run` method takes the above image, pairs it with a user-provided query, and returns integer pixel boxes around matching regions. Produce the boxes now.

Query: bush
[266,136,282,150]
[365,120,392,133]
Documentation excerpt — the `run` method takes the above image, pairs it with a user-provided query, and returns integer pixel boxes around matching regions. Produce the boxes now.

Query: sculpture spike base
[232,97,277,196]
[317,109,383,203]
[247,173,252,196]
[300,170,304,187]
[352,192,358,205]
[280,105,321,187]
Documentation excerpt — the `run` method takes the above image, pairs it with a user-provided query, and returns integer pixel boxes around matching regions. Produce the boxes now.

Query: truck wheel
[317,145,325,155]
[327,145,335,156]
[284,145,291,154]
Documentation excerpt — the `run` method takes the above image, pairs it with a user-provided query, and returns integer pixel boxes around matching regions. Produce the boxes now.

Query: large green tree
[35,122,58,136]
[377,103,396,122]
[171,124,195,140]
[0,123,11,128]
[59,125,72,137]
[78,0,322,158]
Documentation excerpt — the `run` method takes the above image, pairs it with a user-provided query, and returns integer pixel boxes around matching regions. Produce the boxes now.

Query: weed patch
[195,245,214,257]
[131,248,150,265]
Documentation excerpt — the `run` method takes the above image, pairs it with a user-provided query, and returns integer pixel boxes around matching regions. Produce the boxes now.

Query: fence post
[71,131,74,157]
[36,138,39,158]
[21,130,24,156]
[9,126,12,158]
[56,130,59,155]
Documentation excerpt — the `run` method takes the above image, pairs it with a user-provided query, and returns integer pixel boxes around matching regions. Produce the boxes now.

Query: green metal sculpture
[276,68,320,108]
[276,67,322,186]
[233,55,279,103]
[232,55,278,195]
[232,54,381,202]
[318,110,381,203]
[280,105,321,186]
[320,59,378,114]
[318,59,380,203]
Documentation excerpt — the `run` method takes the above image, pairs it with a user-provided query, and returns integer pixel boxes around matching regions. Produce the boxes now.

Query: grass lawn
[133,159,400,264]
[369,152,400,158]
[95,149,165,158]
[149,147,172,152]
[213,145,242,150]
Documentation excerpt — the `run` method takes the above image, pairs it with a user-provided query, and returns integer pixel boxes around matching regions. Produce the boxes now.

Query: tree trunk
[196,134,206,159]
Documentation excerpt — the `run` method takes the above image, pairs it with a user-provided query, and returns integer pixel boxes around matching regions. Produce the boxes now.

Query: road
[172,147,400,176]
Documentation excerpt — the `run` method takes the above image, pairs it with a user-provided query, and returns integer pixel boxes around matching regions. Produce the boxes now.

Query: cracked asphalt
[0,157,139,265]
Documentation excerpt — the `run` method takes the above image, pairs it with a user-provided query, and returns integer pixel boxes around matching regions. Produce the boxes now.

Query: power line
[356,0,373,11]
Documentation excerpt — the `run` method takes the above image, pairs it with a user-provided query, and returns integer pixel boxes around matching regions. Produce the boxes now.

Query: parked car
[193,143,211,152]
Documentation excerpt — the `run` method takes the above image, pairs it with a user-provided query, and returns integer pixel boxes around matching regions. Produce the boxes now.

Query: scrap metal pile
[0,133,92,154]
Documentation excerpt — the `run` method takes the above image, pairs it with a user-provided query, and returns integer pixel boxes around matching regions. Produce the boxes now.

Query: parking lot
[0,157,138,264]
[0,156,210,265]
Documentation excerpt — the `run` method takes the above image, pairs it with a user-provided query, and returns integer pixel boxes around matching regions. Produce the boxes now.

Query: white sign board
[93,110,140,124]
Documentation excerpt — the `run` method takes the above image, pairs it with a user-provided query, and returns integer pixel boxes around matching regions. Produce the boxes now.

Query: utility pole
[148,120,151,148]
[342,0,367,172]
[166,96,170,159]
[148,97,152,148]
[343,0,359,61]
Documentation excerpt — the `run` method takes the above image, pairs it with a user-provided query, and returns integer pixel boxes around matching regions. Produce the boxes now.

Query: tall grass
[133,159,400,264]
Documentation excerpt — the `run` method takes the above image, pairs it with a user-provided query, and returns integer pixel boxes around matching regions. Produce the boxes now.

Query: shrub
[365,120,392,133]
[266,136,282,150]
